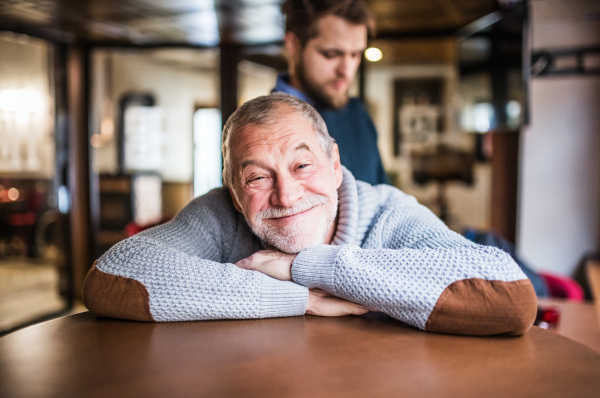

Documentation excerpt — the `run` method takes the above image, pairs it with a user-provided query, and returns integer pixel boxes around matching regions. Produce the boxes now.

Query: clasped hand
[235,250,368,317]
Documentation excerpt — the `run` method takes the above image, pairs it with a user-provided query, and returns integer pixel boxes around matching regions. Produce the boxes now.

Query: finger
[309,289,336,298]
[309,289,327,297]
[336,299,369,315]
[234,258,253,270]
[311,295,369,317]
[236,251,274,269]
[259,249,280,255]
[349,303,370,315]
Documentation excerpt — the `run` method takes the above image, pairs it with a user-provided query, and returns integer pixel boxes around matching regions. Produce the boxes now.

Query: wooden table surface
[1,311,600,398]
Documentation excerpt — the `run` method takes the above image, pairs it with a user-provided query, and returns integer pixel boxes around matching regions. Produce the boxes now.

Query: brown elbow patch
[83,262,155,322]
[425,278,537,336]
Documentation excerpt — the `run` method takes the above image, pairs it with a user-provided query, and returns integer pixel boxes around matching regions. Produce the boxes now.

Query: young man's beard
[296,59,350,111]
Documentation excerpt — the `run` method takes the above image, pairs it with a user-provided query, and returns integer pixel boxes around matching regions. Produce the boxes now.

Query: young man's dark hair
[282,0,376,47]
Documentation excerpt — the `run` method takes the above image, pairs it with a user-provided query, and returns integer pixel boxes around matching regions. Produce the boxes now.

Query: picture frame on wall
[393,77,446,157]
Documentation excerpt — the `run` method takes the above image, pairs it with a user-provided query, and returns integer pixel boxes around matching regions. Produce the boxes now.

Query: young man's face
[290,15,367,110]
[229,106,343,253]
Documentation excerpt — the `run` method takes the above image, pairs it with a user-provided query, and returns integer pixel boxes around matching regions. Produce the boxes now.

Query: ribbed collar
[332,166,359,245]
[334,166,382,247]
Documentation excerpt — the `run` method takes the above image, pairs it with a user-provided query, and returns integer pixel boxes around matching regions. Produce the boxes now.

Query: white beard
[247,192,338,254]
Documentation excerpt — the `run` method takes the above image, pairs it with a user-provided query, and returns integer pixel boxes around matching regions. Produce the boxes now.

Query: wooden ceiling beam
[0,0,501,46]
[375,28,458,40]
[437,0,467,25]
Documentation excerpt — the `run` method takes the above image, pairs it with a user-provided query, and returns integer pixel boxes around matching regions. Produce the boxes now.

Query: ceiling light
[365,47,383,62]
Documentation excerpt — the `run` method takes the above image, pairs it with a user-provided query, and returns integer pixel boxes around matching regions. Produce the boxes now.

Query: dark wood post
[52,42,74,306]
[491,130,520,244]
[66,44,94,300]
[489,30,519,244]
[220,43,240,125]
[358,53,366,102]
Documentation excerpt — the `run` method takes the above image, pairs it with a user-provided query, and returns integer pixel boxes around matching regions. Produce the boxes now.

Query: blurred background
[0,0,599,334]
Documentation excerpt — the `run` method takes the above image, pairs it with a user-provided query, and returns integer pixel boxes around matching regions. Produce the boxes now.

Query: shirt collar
[273,72,314,106]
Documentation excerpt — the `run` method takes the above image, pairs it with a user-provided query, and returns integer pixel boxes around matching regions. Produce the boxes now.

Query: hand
[306,289,369,317]
[235,250,297,281]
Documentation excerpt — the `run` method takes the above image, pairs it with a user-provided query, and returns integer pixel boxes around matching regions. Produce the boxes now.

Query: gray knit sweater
[87,167,535,334]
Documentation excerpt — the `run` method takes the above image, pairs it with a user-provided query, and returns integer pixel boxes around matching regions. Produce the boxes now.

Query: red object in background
[535,306,561,330]
[541,307,560,324]
[125,219,169,238]
[8,211,36,226]
[538,272,585,301]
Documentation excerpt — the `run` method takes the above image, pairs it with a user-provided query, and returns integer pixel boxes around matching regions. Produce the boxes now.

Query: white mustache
[256,195,329,220]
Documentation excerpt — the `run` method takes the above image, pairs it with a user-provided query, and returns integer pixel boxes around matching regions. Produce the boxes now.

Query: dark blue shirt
[273,73,388,185]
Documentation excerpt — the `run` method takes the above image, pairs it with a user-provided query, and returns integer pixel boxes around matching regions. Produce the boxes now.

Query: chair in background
[587,259,600,299]
[411,145,474,224]
[586,259,600,325]
[538,272,585,301]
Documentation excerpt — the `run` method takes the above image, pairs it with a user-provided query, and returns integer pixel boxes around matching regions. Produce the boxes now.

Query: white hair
[221,93,335,188]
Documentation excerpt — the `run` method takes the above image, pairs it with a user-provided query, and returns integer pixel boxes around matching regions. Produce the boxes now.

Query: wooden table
[1,311,600,398]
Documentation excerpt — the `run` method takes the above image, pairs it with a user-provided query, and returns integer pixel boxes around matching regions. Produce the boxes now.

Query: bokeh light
[365,47,383,62]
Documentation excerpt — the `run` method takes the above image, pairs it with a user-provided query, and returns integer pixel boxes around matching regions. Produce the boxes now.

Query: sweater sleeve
[83,189,308,322]
[291,190,537,336]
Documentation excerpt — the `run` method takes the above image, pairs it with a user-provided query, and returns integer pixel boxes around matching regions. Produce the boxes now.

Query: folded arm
[83,190,309,322]
[291,243,536,335]
[293,192,537,335]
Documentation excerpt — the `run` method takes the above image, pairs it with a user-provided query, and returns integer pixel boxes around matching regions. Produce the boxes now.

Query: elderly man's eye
[245,175,265,184]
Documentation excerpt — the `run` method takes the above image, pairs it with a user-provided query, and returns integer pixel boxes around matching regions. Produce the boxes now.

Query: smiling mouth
[269,206,315,220]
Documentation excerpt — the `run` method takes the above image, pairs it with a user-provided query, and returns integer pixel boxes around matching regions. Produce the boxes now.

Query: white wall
[518,0,600,275]
[238,60,278,105]
[92,50,219,182]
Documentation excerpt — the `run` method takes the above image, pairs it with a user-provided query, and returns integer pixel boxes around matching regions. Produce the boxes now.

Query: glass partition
[0,32,69,334]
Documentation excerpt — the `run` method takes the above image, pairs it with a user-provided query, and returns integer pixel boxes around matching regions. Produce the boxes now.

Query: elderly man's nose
[272,177,303,208]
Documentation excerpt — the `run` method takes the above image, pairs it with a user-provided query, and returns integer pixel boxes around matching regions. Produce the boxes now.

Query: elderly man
[84,94,536,336]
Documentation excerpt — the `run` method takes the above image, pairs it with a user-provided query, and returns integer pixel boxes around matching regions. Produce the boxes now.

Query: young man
[84,94,537,336]
[273,0,388,185]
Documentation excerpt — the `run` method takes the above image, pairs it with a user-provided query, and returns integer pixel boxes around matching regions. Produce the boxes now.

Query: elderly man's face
[290,15,367,110]
[229,107,343,253]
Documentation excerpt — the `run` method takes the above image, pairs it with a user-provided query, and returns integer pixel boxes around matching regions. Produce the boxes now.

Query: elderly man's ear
[332,143,343,190]
[229,186,243,214]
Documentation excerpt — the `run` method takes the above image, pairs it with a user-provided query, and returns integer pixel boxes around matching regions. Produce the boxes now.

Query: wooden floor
[0,258,67,333]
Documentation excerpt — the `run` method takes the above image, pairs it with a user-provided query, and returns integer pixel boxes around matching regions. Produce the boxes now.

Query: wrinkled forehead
[231,106,318,158]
